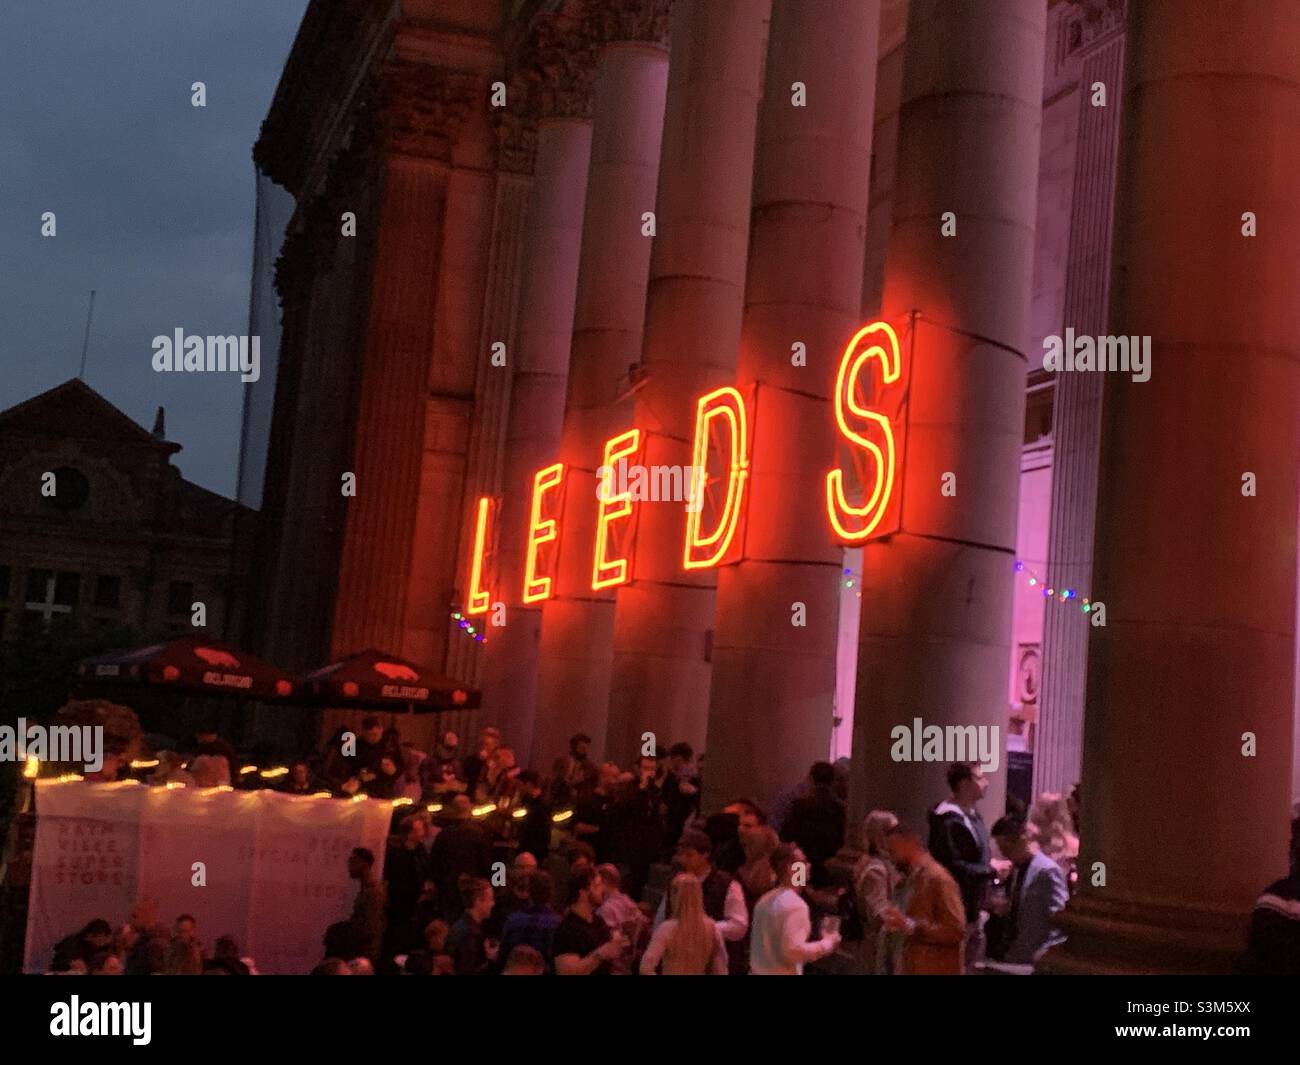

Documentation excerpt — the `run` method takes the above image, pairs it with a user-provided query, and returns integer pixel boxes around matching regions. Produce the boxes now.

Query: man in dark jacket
[779,762,846,887]
[431,795,494,919]
[608,754,664,901]
[514,770,553,861]
[928,762,992,972]
[1242,814,1300,975]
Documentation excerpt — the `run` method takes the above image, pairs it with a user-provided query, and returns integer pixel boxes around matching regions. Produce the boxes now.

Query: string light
[1014,559,1091,614]
[449,606,486,644]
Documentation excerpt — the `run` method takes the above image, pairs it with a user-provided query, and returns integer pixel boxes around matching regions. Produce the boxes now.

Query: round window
[43,466,91,512]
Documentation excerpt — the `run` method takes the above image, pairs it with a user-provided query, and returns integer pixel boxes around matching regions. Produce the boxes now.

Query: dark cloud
[0,0,307,497]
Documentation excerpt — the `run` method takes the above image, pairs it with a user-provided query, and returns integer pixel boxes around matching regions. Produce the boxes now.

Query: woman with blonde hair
[639,873,727,975]
[737,824,780,910]
[853,809,900,974]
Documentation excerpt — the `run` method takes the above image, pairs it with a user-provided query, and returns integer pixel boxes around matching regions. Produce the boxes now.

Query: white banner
[24,780,391,974]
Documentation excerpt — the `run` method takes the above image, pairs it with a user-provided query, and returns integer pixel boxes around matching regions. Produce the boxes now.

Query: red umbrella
[78,636,295,702]
[299,649,479,713]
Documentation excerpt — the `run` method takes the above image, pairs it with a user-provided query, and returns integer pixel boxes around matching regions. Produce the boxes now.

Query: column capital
[375,59,477,162]
[527,8,599,120]
[583,0,673,50]
[1063,0,1127,53]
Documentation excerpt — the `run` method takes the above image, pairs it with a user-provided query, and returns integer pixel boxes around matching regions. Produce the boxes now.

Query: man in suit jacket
[880,823,967,975]
[987,815,1069,967]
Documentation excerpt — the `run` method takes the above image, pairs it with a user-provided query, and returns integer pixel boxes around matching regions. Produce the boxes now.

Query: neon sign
[466,496,492,615]
[463,320,901,601]
[522,463,564,603]
[684,386,749,570]
[825,319,900,542]
[592,429,642,590]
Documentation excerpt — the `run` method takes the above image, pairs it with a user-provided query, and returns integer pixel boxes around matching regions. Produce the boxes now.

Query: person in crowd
[929,762,993,970]
[92,955,124,975]
[737,822,780,913]
[502,944,547,975]
[173,913,197,947]
[661,742,702,851]
[779,762,846,887]
[1242,814,1300,975]
[552,867,627,975]
[149,751,194,787]
[54,918,114,971]
[124,900,169,975]
[430,794,493,920]
[402,951,434,975]
[462,727,502,798]
[279,760,316,795]
[594,864,647,973]
[573,761,620,861]
[209,935,252,976]
[640,873,727,975]
[310,957,352,976]
[478,745,520,804]
[491,852,539,935]
[749,843,841,975]
[880,822,966,975]
[499,870,563,969]
[709,799,764,874]
[654,828,748,973]
[421,731,468,801]
[189,753,231,788]
[185,724,238,780]
[384,814,432,957]
[985,814,1069,967]
[396,744,426,802]
[608,753,665,901]
[446,877,498,975]
[1027,791,1079,886]
[513,770,553,861]
[325,847,386,963]
[852,810,900,974]
[163,936,204,975]
[550,732,598,806]
[346,957,375,975]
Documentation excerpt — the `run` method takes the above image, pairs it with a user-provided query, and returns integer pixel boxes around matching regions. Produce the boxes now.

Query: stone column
[480,17,597,756]
[850,0,1046,833]
[604,0,770,763]
[702,0,878,809]
[1043,0,1300,973]
[332,61,475,656]
[531,1,671,769]
[1033,8,1126,801]
[443,111,534,690]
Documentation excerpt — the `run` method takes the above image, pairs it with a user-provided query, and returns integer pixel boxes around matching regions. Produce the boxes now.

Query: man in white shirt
[653,829,749,973]
[749,843,841,975]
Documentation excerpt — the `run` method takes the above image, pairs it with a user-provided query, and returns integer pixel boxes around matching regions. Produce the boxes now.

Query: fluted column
[481,13,597,755]
[604,0,770,763]
[850,0,1046,833]
[702,0,878,809]
[1043,0,1300,973]
[332,61,474,655]
[532,1,671,768]
[1033,7,1126,800]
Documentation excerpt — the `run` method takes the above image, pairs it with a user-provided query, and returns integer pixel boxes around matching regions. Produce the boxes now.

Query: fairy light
[449,606,487,645]
[1015,559,1092,614]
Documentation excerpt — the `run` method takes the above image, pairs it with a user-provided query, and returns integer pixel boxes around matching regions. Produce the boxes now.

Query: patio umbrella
[298,649,479,713]
[77,636,296,702]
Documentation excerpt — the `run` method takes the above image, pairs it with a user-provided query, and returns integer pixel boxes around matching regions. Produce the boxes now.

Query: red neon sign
[684,386,749,570]
[825,319,900,542]
[466,496,492,615]
[592,429,641,590]
[522,463,563,603]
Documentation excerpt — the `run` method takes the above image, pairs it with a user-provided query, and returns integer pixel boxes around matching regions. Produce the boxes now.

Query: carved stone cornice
[375,59,478,163]
[493,94,539,175]
[583,0,672,50]
[1064,0,1126,54]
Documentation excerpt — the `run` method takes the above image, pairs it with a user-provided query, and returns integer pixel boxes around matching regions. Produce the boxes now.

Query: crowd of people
[42,716,1300,975]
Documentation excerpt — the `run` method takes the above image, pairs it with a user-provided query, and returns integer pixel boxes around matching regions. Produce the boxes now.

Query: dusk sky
[0,0,308,497]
